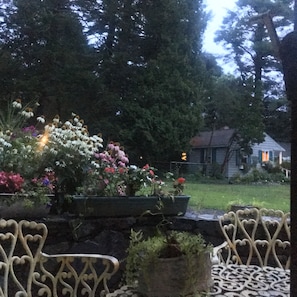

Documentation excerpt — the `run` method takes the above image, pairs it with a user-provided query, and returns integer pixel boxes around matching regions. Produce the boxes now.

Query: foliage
[0,99,103,206]
[78,153,159,197]
[0,0,97,119]
[0,0,211,165]
[263,96,291,142]
[1,0,291,167]
[125,194,212,294]
[125,229,212,288]
[110,0,208,163]
[203,75,265,149]
[212,0,292,144]
[38,113,104,193]
[78,152,186,197]
[45,0,209,164]
[230,168,289,184]
[0,99,55,205]
[0,166,55,208]
[281,161,291,170]
[0,99,187,205]
[173,177,186,195]
[215,0,292,97]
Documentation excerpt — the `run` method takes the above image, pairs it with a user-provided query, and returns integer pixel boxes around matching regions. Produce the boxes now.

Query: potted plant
[71,166,190,217]
[124,227,213,297]
[71,142,190,217]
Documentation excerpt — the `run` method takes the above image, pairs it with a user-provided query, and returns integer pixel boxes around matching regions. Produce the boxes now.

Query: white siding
[252,133,285,155]
[251,133,285,165]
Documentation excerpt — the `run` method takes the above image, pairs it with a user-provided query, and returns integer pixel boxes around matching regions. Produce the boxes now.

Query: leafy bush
[230,168,289,184]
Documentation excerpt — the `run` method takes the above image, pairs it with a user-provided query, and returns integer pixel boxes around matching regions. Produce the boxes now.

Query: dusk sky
[203,0,236,55]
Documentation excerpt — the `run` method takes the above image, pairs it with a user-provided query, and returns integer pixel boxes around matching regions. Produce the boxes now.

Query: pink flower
[0,171,24,193]
[107,143,115,150]
[149,170,154,176]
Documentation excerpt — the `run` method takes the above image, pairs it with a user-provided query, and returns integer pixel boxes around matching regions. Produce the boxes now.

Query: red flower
[177,177,186,184]
[104,167,115,174]
[118,167,126,174]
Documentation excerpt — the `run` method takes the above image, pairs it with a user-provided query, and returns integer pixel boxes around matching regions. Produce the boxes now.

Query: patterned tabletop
[210,264,290,296]
[105,264,290,297]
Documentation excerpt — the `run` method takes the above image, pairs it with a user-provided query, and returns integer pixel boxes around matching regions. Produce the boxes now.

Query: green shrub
[281,161,291,170]
[230,168,289,184]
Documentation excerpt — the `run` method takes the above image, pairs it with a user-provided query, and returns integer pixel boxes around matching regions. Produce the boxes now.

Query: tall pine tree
[89,0,208,164]
[0,0,97,118]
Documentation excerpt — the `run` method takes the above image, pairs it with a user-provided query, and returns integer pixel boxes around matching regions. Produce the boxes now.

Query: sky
[203,0,237,53]
[203,0,237,71]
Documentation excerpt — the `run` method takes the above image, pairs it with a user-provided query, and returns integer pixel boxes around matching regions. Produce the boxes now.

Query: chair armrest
[211,241,228,264]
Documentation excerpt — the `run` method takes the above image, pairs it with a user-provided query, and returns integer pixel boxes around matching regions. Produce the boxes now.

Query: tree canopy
[211,0,293,143]
[0,0,97,118]
[0,0,291,166]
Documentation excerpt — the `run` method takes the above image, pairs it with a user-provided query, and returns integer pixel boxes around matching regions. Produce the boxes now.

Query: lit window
[262,151,269,162]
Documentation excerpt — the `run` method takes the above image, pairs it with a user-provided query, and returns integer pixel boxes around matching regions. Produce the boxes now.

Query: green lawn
[185,182,290,212]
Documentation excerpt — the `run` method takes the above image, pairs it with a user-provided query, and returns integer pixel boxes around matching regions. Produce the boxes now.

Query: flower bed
[0,99,189,215]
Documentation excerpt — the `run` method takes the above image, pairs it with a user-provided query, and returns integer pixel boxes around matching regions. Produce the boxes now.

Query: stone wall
[26,210,290,291]
[38,213,224,290]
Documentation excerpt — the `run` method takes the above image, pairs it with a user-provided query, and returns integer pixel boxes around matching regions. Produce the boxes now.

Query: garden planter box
[0,193,53,219]
[69,195,190,217]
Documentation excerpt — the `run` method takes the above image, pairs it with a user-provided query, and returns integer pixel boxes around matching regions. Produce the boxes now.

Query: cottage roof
[252,133,285,152]
[190,128,237,148]
[278,142,290,157]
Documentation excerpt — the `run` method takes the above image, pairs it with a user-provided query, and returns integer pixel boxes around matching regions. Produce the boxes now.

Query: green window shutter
[258,150,262,162]
[236,150,240,165]
[269,151,273,161]
[200,149,205,163]
[212,148,216,163]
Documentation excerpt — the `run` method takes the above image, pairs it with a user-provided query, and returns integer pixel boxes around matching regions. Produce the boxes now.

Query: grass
[185,182,290,212]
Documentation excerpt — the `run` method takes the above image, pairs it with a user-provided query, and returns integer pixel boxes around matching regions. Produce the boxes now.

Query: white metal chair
[213,208,290,269]
[0,219,119,297]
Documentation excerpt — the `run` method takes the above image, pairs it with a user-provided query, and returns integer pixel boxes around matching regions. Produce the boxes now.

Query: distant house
[189,128,286,178]
[189,128,241,178]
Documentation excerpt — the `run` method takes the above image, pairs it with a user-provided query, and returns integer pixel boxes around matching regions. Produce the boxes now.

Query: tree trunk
[280,31,297,297]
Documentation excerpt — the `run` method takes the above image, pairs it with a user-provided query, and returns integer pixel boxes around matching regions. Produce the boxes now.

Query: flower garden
[0,99,187,216]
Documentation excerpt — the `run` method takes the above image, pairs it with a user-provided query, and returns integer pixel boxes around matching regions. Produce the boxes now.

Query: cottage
[189,128,241,178]
[189,128,286,179]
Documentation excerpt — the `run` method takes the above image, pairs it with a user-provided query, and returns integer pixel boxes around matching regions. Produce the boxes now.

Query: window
[262,151,269,162]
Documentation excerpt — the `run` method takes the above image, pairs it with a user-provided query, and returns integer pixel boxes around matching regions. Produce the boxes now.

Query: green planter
[69,195,190,217]
[0,193,53,219]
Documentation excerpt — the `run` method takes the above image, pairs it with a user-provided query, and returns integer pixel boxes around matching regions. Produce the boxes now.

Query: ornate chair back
[215,208,290,269]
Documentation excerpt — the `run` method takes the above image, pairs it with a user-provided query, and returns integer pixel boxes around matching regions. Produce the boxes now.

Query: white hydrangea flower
[37,116,45,124]
[12,100,22,109]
